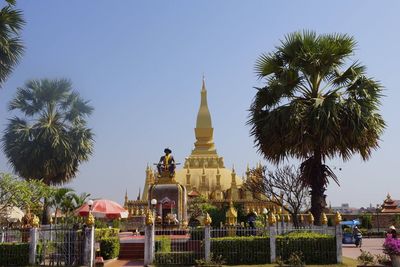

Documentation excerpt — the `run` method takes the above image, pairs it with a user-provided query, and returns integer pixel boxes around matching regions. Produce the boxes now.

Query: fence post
[335,212,343,264]
[269,212,277,263]
[204,225,211,262]
[29,227,38,265]
[144,210,155,266]
[335,224,342,263]
[84,226,95,267]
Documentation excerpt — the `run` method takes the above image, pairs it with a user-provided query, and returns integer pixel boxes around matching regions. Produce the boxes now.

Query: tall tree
[2,78,94,223]
[0,0,24,87]
[248,31,385,224]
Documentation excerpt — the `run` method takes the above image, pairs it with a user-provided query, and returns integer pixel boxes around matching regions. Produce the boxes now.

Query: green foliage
[155,236,171,253]
[195,253,225,266]
[0,243,29,266]
[287,251,305,267]
[211,236,270,264]
[154,251,198,265]
[99,237,120,260]
[2,78,94,186]
[95,228,119,241]
[249,30,385,223]
[276,232,336,264]
[361,214,373,229]
[205,204,226,227]
[0,2,25,87]
[112,219,120,229]
[357,249,375,265]
[0,173,51,216]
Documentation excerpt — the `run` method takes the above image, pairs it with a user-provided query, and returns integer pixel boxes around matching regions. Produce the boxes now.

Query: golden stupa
[124,78,274,222]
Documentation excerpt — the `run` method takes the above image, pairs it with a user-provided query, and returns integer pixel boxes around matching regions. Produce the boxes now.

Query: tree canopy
[0,0,24,87]
[248,31,385,224]
[2,78,94,185]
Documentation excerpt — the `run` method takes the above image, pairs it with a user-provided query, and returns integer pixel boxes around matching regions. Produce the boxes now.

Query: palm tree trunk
[309,152,326,226]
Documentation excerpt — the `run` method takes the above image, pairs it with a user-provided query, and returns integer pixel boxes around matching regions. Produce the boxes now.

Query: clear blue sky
[1,0,399,209]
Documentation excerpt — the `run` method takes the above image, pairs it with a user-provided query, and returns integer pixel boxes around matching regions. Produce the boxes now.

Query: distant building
[381,193,400,213]
[331,203,358,214]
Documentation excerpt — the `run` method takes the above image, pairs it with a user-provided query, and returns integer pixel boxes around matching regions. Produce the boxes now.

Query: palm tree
[49,187,74,225]
[2,78,94,223]
[0,0,25,87]
[248,31,385,224]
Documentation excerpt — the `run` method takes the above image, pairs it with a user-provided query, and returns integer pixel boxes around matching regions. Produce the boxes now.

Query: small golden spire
[204,212,212,226]
[31,215,40,228]
[86,213,95,227]
[335,211,342,225]
[308,212,314,225]
[321,212,328,225]
[145,209,154,225]
[268,212,276,225]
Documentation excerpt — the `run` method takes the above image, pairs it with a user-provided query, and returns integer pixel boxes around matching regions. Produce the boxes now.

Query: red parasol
[75,199,128,219]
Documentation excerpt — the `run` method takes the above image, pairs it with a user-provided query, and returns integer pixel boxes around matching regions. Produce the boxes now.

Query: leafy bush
[155,251,198,265]
[276,232,336,264]
[357,249,375,265]
[287,251,305,267]
[0,243,29,266]
[95,228,119,241]
[155,236,171,253]
[211,236,270,264]
[361,214,373,229]
[100,237,120,260]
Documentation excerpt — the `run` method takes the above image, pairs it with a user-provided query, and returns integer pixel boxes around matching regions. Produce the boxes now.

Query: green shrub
[155,236,172,253]
[276,232,336,264]
[0,243,29,266]
[100,237,120,260]
[155,251,198,265]
[211,236,270,264]
[95,228,119,241]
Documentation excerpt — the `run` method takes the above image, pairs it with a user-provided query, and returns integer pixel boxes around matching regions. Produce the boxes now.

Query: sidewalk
[342,238,384,259]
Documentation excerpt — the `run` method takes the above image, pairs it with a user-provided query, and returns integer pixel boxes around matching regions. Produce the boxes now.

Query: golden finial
[268,212,276,225]
[308,212,314,225]
[334,211,342,225]
[299,214,304,223]
[145,209,154,225]
[182,219,188,229]
[275,214,280,222]
[278,207,282,214]
[31,215,40,228]
[321,212,328,225]
[86,213,95,227]
[204,212,212,226]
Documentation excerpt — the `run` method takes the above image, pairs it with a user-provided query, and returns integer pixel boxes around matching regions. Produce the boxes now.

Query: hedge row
[100,237,120,260]
[211,236,270,265]
[95,228,119,241]
[276,232,337,264]
[0,243,29,266]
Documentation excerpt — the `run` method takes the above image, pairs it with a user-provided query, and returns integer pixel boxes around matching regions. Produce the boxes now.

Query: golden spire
[192,77,217,156]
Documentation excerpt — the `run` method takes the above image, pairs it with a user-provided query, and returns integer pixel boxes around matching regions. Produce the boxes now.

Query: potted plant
[383,237,400,266]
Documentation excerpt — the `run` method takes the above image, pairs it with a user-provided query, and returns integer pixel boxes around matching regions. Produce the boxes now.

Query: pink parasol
[75,199,128,219]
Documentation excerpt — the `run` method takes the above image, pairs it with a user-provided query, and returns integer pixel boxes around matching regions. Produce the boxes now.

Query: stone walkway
[342,238,384,259]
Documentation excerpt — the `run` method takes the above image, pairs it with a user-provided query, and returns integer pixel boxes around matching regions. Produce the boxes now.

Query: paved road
[342,238,384,259]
